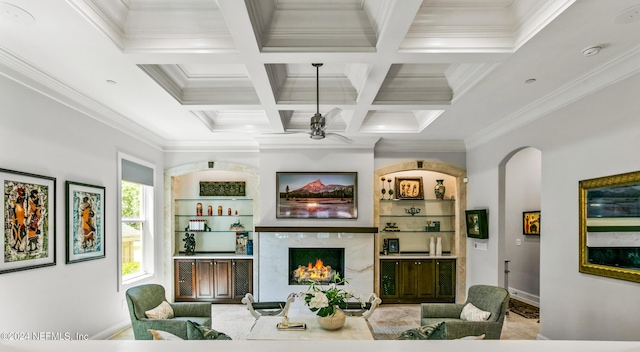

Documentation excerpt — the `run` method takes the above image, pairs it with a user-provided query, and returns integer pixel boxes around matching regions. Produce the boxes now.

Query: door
[380,260,399,300]
[232,259,253,299]
[174,259,196,300]
[415,260,436,299]
[196,259,214,299]
[214,259,232,299]
[435,259,456,302]
[398,260,418,299]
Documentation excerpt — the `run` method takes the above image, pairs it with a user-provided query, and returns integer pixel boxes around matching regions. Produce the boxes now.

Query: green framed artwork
[579,170,640,283]
[465,209,488,239]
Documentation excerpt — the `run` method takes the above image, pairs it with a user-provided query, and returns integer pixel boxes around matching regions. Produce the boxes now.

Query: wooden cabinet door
[398,260,419,299]
[380,260,400,300]
[415,260,436,299]
[196,259,214,299]
[435,259,456,302]
[232,260,253,299]
[214,259,232,299]
[174,259,196,300]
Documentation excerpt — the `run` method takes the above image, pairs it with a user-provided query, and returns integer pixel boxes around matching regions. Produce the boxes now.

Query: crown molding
[374,139,466,153]
[0,45,165,150]
[465,43,640,150]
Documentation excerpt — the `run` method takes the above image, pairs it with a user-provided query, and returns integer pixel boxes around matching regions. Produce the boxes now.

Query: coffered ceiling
[1,0,640,151]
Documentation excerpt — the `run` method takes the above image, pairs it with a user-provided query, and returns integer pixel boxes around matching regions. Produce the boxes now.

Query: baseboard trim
[507,287,539,307]
[90,320,131,340]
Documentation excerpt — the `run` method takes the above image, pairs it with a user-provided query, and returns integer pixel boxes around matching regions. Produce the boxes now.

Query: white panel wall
[466,72,640,340]
[0,76,165,338]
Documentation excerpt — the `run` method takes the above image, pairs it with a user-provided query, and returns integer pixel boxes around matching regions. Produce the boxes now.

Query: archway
[375,161,467,302]
[163,161,259,298]
[498,147,541,306]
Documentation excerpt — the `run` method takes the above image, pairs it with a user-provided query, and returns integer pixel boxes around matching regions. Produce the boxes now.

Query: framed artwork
[579,170,640,283]
[199,181,246,197]
[65,181,105,264]
[394,176,424,200]
[1,168,56,274]
[276,172,357,219]
[523,211,540,235]
[388,238,400,254]
[465,209,488,239]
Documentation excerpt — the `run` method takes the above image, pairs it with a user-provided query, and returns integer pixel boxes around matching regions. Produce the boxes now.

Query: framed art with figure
[394,177,424,200]
[1,168,56,274]
[65,181,105,264]
[523,211,540,235]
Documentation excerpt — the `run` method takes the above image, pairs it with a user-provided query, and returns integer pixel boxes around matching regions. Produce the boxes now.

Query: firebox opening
[289,247,345,285]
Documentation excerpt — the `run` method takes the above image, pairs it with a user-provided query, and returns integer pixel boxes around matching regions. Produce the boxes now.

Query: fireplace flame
[293,258,334,283]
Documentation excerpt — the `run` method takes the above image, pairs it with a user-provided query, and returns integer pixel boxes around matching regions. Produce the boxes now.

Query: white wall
[0,75,165,338]
[505,147,541,304]
[466,72,640,340]
[258,148,375,226]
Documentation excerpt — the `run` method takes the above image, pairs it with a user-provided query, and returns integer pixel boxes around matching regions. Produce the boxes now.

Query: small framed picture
[65,181,106,264]
[388,238,400,254]
[523,211,540,235]
[465,209,488,239]
[394,177,424,200]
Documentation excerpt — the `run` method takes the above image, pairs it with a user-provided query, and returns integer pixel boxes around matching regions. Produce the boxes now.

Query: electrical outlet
[516,239,522,246]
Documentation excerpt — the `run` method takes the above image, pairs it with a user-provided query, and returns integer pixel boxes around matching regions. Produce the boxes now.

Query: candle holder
[380,176,386,200]
[387,178,393,200]
[405,206,421,216]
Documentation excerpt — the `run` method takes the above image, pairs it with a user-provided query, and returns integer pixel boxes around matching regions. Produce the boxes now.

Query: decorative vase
[317,308,346,330]
[434,179,446,200]
[436,237,442,256]
[429,237,435,256]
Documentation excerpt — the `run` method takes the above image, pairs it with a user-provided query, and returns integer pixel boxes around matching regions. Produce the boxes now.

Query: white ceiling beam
[347,0,424,133]
[216,0,285,132]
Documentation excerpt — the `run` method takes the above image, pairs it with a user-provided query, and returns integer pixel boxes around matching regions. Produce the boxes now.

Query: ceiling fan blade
[326,132,354,144]
[323,108,342,126]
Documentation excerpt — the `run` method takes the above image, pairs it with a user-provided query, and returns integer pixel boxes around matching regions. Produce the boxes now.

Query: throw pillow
[397,322,445,340]
[145,301,174,319]
[460,303,491,321]
[186,321,232,340]
[147,329,183,340]
[456,334,486,340]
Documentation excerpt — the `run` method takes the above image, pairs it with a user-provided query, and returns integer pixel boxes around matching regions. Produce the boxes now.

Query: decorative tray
[276,322,306,331]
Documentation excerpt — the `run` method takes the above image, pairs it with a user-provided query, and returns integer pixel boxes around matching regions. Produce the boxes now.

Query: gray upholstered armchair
[125,284,212,340]
[420,284,510,339]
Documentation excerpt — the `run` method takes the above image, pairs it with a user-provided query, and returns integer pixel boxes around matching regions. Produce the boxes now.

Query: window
[119,154,155,286]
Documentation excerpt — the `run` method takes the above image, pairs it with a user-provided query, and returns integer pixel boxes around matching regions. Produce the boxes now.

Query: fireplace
[289,247,345,285]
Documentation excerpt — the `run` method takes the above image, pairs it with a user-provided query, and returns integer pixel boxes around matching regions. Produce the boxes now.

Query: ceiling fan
[272,63,353,143]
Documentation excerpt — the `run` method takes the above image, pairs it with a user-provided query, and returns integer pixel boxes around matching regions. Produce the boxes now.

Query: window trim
[117,152,156,291]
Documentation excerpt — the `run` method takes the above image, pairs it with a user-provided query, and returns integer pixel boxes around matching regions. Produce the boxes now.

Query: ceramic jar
[317,308,346,330]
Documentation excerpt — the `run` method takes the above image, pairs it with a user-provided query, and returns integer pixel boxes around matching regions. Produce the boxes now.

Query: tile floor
[111,302,539,340]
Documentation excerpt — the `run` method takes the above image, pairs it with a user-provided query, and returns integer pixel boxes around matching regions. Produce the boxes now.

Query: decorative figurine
[218,205,223,216]
[207,205,213,216]
[183,233,196,255]
[196,202,203,216]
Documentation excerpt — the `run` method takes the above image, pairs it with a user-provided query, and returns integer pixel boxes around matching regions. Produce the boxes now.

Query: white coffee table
[246,315,374,340]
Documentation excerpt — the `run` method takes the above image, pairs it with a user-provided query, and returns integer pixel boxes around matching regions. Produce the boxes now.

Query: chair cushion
[147,329,183,340]
[460,303,491,321]
[145,301,175,319]
[186,321,232,340]
[456,334,486,340]
[397,322,446,340]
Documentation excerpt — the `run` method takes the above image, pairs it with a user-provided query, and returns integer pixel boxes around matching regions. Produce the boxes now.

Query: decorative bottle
[436,237,442,256]
[429,237,435,256]
[434,179,446,200]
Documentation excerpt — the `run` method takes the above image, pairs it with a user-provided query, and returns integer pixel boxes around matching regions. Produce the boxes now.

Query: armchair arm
[420,303,464,319]
[171,302,212,318]
[362,293,382,320]
[132,318,192,340]
[443,320,504,340]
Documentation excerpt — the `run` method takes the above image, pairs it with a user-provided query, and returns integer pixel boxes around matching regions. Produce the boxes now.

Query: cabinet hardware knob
[418,262,421,265]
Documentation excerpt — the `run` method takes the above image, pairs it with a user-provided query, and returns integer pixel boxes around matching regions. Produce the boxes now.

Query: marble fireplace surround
[255,227,377,301]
